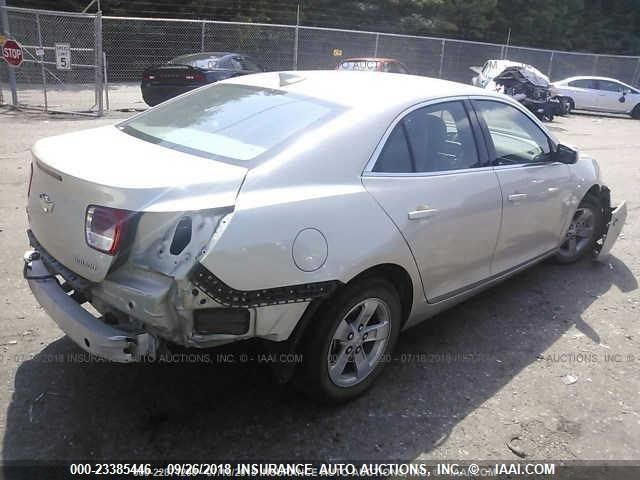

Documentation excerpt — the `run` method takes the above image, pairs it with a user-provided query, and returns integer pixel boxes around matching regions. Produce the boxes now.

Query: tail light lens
[142,72,155,81]
[85,205,133,255]
[186,72,205,82]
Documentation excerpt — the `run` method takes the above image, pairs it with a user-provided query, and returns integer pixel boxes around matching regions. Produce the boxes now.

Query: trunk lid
[28,126,246,282]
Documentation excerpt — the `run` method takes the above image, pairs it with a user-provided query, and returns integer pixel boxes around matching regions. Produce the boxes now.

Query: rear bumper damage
[24,251,158,362]
[23,229,336,362]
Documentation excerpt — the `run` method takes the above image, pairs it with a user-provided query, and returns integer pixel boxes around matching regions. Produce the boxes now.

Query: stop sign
[2,39,23,68]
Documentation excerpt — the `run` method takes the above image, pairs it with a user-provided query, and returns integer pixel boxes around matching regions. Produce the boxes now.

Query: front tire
[298,277,402,403]
[555,195,603,264]
[631,104,640,119]
[564,97,575,113]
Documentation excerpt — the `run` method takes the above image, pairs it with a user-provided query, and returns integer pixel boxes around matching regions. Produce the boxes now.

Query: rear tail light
[85,205,134,255]
[186,72,205,82]
[142,72,155,81]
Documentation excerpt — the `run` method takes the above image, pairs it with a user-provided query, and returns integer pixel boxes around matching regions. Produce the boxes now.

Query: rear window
[119,84,340,162]
[169,54,224,69]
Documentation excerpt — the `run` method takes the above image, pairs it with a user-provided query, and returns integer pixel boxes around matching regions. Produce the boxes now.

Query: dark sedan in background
[141,52,264,106]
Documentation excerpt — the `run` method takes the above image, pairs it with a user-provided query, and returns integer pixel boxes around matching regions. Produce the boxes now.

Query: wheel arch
[579,183,612,226]
[564,96,575,109]
[342,263,414,328]
[584,183,602,201]
[583,183,610,207]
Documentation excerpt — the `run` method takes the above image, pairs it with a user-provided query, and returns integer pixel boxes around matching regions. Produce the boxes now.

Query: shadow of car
[3,255,636,461]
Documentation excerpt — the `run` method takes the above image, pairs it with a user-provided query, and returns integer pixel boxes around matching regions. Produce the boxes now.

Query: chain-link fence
[0,6,103,115]
[101,18,640,110]
[4,8,640,114]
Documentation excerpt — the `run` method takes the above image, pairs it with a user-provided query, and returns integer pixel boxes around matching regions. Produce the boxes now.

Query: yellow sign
[0,34,6,45]
[332,48,343,57]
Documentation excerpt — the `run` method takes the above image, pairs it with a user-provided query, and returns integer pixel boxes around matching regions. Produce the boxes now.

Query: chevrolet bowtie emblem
[39,193,55,213]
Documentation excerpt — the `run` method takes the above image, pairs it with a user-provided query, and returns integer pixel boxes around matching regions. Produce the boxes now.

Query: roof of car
[558,75,626,83]
[225,70,496,110]
[170,52,243,61]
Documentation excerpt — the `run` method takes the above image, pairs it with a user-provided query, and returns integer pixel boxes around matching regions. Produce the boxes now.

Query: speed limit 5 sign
[1,38,24,68]
[55,43,71,70]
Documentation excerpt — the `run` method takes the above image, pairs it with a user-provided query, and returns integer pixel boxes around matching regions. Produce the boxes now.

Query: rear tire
[555,195,603,264]
[297,277,402,404]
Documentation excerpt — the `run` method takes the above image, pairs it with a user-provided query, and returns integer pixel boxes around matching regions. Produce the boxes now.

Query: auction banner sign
[1,460,639,479]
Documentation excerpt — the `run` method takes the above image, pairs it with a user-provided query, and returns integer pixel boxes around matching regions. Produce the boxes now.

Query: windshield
[119,83,340,162]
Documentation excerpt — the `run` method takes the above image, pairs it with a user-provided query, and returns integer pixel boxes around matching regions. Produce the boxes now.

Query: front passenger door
[595,80,627,113]
[474,100,573,274]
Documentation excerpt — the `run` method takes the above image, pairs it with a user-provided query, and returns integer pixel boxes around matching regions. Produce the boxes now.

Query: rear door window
[373,124,413,173]
[373,101,480,173]
[568,79,597,89]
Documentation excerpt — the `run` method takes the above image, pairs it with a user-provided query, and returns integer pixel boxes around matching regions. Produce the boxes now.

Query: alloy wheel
[327,298,391,387]
[559,207,595,257]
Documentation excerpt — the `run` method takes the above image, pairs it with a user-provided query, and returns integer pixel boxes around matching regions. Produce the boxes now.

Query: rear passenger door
[473,99,573,273]
[567,79,599,110]
[362,99,502,302]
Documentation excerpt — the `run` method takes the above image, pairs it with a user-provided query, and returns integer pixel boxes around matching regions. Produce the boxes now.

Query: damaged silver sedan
[24,71,626,402]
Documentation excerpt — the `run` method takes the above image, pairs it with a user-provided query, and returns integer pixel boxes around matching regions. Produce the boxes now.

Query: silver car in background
[24,71,626,402]
[552,76,640,118]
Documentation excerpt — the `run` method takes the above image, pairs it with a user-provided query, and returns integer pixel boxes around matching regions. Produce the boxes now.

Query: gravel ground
[0,107,638,462]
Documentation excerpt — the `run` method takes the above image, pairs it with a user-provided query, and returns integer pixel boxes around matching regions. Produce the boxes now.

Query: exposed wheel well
[585,184,601,201]
[582,184,611,226]
[346,263,414,327]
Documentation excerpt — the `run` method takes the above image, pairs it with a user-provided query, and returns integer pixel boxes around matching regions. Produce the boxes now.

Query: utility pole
[0,0,18,106]
[293,3,300,70]
[504,27,511,60]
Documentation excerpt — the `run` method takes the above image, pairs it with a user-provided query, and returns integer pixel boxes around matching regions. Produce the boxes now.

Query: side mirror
[553,144,578,164]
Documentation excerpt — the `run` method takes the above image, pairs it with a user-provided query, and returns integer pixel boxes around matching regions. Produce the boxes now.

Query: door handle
[507,193,528,202]
[408,207,439,220]
[547,186,559,193]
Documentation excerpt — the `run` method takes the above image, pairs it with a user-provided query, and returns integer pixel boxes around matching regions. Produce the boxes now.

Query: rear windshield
[169,54,224,69]
[338,60,381,71]
[119,84,340,162]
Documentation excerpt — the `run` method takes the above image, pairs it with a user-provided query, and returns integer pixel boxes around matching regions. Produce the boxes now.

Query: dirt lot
[0,107,638,462]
